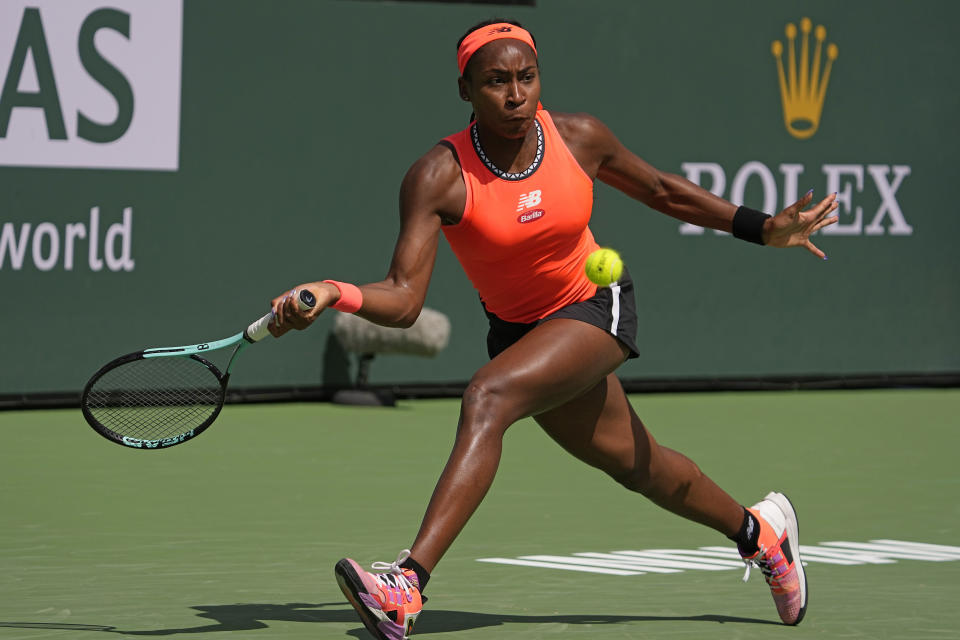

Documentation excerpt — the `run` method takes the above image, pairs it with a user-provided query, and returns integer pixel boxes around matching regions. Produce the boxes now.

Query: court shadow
[0,623,117,631]
[417,610,780,633]
[0,603,346,636]
[1,603,779,636]
[112,602,352,635]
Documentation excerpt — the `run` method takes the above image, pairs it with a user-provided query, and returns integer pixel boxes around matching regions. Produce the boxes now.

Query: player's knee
[462,373,499,408]
[459,373,520,436]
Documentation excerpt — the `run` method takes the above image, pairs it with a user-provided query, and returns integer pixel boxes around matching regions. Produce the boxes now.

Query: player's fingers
[286,289,306,325]
[805,239,827,260]
[813,214,839,233]
[785,189,815,217]
[275,290,295,327]
[811,194,838,220]
[288,287,320,326]
[289,288,304,317]
[270,297,283,327]
[268,316,290,337]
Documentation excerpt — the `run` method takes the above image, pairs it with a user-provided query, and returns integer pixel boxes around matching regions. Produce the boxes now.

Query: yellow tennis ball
[584,248,623,286]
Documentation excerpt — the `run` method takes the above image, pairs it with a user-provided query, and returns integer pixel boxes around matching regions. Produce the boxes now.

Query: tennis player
[270,19,838,640]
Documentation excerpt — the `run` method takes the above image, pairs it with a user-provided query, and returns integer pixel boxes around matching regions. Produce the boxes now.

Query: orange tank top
[441,110,599,323]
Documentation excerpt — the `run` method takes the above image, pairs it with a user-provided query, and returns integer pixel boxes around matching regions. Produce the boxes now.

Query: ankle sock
[400,556,430,592]
[729,507,761,556]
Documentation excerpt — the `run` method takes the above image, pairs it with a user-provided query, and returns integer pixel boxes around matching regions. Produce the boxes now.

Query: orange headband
[457,23,537,75]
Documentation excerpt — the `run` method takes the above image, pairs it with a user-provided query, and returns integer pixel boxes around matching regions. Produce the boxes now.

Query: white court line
[477,539,960,576]
[521,555,680,574]
[580,552,739,571]
[476,557,642,575]
[872,540,960,557]
[820,541,959,561]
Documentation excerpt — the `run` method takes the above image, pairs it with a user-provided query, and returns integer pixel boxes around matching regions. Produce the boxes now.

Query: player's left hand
[763,191,839,259]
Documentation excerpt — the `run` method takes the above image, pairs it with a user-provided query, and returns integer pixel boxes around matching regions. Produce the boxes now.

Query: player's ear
[457,76,471,102]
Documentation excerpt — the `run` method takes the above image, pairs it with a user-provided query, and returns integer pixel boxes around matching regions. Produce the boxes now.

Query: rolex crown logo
[772,17,839,139]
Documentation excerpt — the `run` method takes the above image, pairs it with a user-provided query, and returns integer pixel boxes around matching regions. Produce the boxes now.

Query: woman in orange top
[271,19,837,640]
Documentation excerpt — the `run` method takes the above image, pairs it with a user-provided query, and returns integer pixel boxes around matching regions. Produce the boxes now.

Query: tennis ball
[584,248,623,286]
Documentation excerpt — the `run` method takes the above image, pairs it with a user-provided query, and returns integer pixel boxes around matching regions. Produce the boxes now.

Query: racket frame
[81,340,241,450]
[81,289,316,450]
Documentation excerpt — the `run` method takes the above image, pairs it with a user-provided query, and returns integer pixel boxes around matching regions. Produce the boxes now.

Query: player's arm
[351,146,457,328]
[558,112,838,257]
[271,145,459,334]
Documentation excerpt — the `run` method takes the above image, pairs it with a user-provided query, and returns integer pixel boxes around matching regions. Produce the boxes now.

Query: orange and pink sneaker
[335,549,423,640]
[740,491,808,625]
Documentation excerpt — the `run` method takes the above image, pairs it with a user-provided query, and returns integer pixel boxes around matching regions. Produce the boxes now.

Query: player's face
[459,40,540,139]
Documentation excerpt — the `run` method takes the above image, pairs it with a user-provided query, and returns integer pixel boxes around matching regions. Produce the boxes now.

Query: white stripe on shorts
[609,282,621,336]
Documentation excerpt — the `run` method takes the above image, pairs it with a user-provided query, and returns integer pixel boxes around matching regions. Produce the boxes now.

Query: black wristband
[732,206,772,245]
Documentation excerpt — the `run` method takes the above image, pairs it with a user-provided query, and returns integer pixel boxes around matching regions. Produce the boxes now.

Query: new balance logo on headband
[488,26,513,34]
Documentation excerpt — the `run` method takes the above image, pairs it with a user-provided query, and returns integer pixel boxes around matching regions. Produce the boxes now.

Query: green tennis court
[2,389,957,639]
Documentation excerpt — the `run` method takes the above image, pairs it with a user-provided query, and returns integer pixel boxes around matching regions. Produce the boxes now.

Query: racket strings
[85,356,223,440]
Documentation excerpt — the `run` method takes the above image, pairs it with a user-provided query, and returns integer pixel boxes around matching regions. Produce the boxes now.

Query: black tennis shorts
[484,266,640,360]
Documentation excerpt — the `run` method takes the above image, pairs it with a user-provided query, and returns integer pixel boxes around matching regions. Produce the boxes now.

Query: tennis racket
[81,289,316,450]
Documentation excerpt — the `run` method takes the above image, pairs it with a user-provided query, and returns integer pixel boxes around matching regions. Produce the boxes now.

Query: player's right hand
[268,281,340,337]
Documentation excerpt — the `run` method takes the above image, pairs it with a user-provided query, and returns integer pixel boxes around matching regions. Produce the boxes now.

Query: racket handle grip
[244,289,317,343]
[298,289,316,310]
[244,312,274,343]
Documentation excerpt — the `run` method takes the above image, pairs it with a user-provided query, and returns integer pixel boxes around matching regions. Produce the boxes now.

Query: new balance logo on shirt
[516,190,542,211]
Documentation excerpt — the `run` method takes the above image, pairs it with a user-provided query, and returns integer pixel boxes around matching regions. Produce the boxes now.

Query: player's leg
[533,371,744,535]
[408,318,630,571]
[335,318,627,640]
[534,372,807,625]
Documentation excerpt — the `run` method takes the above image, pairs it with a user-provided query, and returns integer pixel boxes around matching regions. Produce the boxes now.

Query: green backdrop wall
[1,0,957,395]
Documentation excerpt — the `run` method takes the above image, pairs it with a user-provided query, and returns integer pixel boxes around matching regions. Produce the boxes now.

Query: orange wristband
[323,280,363,313]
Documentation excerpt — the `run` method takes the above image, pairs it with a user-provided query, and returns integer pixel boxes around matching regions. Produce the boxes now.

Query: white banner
[0,0,182,171]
